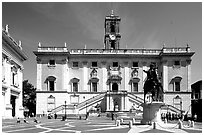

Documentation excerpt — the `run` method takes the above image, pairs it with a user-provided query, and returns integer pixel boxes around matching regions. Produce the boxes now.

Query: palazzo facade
[2,25,28,119]
[34,12,194,116]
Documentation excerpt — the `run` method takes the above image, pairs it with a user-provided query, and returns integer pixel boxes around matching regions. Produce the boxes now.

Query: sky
[2,2,202,87]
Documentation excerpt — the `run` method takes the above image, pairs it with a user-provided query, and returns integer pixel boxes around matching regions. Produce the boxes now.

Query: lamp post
[64,101,67,120]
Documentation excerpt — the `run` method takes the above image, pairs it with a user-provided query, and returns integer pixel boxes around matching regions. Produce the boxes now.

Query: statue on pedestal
[143,63,163,103]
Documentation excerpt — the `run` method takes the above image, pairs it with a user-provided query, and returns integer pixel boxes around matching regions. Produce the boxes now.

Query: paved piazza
[2,116,202,133]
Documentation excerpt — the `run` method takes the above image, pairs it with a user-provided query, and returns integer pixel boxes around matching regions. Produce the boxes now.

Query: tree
[23,80,36,117]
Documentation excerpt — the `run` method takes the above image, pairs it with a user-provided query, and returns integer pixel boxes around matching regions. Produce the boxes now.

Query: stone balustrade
[38,47,68,52]
[36,46,192,54]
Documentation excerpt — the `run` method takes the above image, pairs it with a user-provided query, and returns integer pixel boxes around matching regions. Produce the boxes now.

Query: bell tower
[104,10,121,49]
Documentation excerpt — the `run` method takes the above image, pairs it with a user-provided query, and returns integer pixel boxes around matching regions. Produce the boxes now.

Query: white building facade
[34,12,194,116]
[2,25,28,119]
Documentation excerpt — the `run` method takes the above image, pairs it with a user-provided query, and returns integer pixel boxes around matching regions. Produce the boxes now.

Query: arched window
[45,76,56,91]
[171,76,182,91]
[71,78,80,92]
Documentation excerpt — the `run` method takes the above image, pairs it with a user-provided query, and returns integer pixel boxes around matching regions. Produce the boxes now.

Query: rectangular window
[73,83,78,92]
[92,62,97,67]
[113,62,118,67]
[110,23,115,33]
[92,83,97,92]
[73,62,79,68]
[49,81,55,91]
[195,93,199,99]
[175,82,180,91]
[174,61,180,66]
[133,62,138,68]
[12,73,15,85]
[49,60,55,65]
[133,83,138,92]
[111,41,116,49]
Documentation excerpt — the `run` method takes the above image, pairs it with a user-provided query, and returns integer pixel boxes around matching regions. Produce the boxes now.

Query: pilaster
[186,59,192,92]
[83,61,88,92]
[36,57,42,90]
[124,62,129,91]
[63,59,68,91]
[162,60,168,91]
[102,61,107,91]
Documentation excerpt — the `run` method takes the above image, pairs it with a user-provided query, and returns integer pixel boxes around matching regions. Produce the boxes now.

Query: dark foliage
[23,80,36,116]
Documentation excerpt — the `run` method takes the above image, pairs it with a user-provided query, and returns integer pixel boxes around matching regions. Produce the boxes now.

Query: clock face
[109,34,116,40]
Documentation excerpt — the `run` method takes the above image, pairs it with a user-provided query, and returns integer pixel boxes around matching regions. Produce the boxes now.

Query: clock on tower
[104,10,121,49]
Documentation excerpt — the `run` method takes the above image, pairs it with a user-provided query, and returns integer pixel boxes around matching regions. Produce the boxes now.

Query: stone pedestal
[141,101,164,124]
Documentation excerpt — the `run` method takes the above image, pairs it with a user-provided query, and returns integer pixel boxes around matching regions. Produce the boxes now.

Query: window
[73,82,78,92]
[174,61,180,66]
[133,62,138,68]
[46,76,56,91]
[133,83,138,92]
[12,73,15,85]
[49,81,55,91]
[173,96,182,110]
[110,23,115,33]
[49,60,55,65]
[195,93,199,99]
[111,40,116,49]
[92,82,97,92]
[172,76,182,92]
[175,81,180,91]
[73,62,79,68]
[47,95,55,112]
[113,62,118,67]
[92,62,97,67]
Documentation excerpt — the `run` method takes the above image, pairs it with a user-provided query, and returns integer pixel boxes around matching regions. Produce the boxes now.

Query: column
[124,62,129,91]
[83,61,88,92]
[36,58,42,90]
[162,60,168,91]
[102,62,107,91]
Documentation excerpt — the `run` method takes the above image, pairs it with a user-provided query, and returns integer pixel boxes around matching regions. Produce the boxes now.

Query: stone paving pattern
[2,116,202,133]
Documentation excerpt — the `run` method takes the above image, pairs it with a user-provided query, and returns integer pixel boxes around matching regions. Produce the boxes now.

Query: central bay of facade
[34,11,194,117]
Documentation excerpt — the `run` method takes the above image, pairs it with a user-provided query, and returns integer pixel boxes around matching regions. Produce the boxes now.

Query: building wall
[164,93,191,114]
[36,92,101,115]
[35,47,194,116]
[2,27,27,119]
[38,55,67,91]
[167,58,188,92]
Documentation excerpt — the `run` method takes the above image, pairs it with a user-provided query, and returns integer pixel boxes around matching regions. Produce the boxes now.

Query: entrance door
[113,97,121,111]
[112,83,118,92]
[11,95,16,117]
